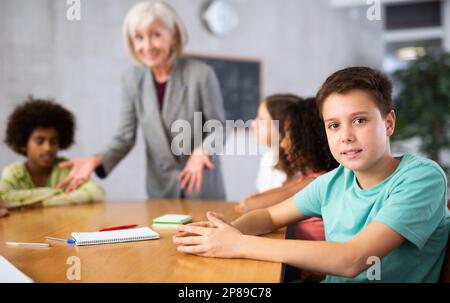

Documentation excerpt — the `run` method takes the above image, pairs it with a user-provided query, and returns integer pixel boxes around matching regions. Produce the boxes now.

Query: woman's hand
[57,156,102,193]
[178,148,214,193]
[173,211,243,258]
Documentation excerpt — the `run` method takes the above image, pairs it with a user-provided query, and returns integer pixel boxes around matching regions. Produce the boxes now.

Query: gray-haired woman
[58,1,226,200]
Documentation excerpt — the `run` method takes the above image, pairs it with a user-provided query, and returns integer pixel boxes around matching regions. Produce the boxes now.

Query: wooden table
[0,200,285,282]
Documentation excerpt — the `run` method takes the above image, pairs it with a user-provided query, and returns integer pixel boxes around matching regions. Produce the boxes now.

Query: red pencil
[99,224,138,232]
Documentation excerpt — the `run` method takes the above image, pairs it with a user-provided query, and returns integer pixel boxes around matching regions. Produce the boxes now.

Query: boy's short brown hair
[316,67,393,118]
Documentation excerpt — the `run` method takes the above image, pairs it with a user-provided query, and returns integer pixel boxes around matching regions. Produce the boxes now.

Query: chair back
[439,199,450,282]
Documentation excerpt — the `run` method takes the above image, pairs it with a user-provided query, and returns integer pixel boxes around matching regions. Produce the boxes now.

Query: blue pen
[45,236,76,244]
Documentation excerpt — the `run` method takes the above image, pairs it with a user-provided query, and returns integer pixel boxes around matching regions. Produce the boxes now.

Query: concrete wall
[0,0,383,202]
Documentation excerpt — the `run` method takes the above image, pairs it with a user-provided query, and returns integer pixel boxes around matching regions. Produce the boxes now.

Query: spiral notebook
[72,227,160,246]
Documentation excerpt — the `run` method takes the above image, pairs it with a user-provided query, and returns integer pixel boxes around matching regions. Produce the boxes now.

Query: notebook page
[0,256,33,283]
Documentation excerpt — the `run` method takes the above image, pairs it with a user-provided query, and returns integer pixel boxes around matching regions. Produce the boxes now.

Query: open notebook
[0,256,33,283]
[72,227,160,246]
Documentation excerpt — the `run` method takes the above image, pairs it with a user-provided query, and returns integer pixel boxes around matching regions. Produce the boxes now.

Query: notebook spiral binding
[72,227,160,246]
[78,236,152,246]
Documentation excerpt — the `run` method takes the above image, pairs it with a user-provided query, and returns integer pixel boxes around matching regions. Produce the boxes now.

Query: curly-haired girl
[0,97,104,213]
[251,94,300,194]
[236,97,338,217]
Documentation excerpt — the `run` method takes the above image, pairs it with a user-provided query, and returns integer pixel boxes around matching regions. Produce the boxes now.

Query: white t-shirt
[256,148,287,192]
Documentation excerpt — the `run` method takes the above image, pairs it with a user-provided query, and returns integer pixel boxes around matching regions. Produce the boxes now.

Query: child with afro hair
[0,96,104,215]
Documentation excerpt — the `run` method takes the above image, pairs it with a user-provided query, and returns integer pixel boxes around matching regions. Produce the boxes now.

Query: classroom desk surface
[0,200,286,283]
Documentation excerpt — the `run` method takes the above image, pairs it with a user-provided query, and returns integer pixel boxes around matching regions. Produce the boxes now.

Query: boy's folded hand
[173,211,243,258]
[173,221,214,239]
[173,212,229,239]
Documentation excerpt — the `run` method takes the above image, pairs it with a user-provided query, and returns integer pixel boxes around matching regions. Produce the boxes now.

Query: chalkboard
[185,54,261,122]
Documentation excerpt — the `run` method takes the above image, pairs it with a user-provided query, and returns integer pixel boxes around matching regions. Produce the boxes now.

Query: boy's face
[322,90,395,173]
[26,128,59,169]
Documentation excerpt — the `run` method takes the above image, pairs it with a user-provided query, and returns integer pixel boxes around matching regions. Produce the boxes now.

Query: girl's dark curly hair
[5,96,76,156]
[282,98,339,178]
[265,94,304,179]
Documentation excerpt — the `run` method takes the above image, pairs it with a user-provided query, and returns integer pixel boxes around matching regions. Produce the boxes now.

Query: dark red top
[154,80,167,111]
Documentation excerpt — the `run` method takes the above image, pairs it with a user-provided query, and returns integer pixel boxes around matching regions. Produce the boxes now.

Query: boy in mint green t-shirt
[295,153,448,282]
[172,67,449,283]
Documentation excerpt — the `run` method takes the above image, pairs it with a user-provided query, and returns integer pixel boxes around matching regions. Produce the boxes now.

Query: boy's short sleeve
[294,177,324,217]
[374,165,448,249]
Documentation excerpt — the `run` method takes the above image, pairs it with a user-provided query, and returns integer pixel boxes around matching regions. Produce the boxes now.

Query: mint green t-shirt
[294,153,449,283]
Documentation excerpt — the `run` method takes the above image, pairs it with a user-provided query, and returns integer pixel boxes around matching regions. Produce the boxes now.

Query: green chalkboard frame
[184,53,263,122]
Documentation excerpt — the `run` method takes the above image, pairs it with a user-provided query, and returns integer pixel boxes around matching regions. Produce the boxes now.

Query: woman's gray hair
[122,1,188,65]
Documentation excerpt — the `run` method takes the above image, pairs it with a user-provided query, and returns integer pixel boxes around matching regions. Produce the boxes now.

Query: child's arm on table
[43,180,104,206]
[235,177,315,214]
[0,168,59,208]
[174,198,405,278]
[0,187,59,208]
